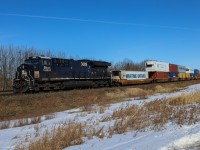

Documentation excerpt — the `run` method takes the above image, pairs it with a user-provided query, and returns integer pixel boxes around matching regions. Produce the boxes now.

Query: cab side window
[42,59,52,65]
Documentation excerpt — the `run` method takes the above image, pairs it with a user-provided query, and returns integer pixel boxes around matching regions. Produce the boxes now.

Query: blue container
[190,73,195,78]
[194,69,199,76]
[169,72,178,78]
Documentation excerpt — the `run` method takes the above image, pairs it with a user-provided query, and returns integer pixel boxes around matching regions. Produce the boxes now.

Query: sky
[0,0,200,68]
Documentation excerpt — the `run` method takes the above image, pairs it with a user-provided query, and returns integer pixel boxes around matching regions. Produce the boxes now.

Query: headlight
[21,70,27,78]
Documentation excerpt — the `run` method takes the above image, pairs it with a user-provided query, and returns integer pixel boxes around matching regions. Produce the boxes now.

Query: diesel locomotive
[13,56,111,93]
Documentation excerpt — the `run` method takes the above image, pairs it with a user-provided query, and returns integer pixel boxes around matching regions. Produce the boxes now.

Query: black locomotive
[13,56,111,93]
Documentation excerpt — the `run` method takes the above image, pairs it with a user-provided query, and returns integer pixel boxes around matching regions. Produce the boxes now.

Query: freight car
[111,70,152,86]
[145,61,169,82]
[111,60,200,85]
[13,56,111,93]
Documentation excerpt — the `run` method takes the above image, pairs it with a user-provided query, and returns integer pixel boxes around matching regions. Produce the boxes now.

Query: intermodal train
[111,61,200,86]
[13,56,200,93]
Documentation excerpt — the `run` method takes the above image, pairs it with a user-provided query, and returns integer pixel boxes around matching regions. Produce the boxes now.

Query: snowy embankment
[1,84,200,150]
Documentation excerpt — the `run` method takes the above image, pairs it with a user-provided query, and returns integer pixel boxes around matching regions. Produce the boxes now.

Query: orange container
[169,64,178,72]
[149,72,169,79]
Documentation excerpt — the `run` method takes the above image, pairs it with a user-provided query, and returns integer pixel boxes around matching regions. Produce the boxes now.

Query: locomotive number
[43,66,51,72]
[81,62,87,67]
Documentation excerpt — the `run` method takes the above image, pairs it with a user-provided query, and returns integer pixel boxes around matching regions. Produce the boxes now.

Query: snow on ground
[66,123,200,150]
[1,84,200,150]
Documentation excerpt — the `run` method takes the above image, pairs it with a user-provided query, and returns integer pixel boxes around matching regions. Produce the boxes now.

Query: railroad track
[0,90,13,93]
[0,79,200,97]
[0,90,14,96]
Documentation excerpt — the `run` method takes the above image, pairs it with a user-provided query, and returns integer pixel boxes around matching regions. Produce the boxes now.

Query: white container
[186,67,194,74]
[178,65,186,73]
[145,61,169,72]
[120,71,148,80]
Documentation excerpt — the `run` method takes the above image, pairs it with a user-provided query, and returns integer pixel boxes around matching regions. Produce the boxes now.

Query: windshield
[146,64,153,68]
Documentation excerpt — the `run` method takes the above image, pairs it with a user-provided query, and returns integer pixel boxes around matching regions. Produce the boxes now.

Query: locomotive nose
[18,64,29,79]
[13,64,34,93]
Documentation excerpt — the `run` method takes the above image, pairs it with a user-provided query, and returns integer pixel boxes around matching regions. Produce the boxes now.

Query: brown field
[1,80,200,122]
[15,84,200,150]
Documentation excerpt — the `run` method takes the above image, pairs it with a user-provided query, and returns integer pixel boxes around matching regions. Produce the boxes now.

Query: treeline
[0,45,146,91]
[111,58,146,71]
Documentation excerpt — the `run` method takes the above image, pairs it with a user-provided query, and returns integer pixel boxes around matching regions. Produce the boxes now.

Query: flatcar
[13,56,111,93]
[111,70,152,86]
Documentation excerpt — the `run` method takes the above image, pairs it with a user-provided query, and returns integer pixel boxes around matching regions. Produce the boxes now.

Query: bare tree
[112,58,146,71]
[0,47,8,90]
[0,44,57,91]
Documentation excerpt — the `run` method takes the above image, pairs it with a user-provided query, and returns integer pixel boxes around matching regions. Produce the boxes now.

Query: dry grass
[107,92,200,133]
[0,115,55,130]
[1,80,200,122]
[15,121,85,150]
[15,121,108,150]
[105,88,149,100]
[168,92,200,105]
[99,106,106,114]
[15,91,200,150]
[0,121,10,129]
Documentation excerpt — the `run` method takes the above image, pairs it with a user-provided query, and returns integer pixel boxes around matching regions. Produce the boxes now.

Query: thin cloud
[0,34,16,40]
[0,13,199,31]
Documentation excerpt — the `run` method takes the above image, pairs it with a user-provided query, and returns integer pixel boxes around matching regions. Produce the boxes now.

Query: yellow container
[178,73,186,79]
[186,73,190,79]
[178,73,190,79]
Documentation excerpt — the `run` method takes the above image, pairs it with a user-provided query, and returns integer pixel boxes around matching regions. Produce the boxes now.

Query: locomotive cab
[13,56,52,93]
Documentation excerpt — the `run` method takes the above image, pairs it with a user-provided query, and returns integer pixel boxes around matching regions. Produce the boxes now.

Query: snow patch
[161,131,200,150]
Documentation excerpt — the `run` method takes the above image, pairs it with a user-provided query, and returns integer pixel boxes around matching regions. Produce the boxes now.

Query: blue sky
[0,0,200,68]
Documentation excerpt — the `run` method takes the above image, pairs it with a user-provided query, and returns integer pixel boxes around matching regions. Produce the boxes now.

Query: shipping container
[178,65,186,73]
[148,72,169,82]
[194,69,199,79]
[194,69,199,76]
[198,70,200,78]
[178,73,190,79]
[169,72,178,78]
[186,68,194,79]
[111,70,152,85]
[111,70,148,80]
[186,67,194,74]
[178,73,186,79]
[169,64,178,72]
[186,73,190,79]
[146,61,169,72]
[190,73,195,79]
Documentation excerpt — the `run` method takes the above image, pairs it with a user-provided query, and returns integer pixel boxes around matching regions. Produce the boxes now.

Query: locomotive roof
[28,56,51,59]
[78,59,111,66]
[27,56,111,66]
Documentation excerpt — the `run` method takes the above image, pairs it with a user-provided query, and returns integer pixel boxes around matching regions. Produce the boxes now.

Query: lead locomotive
[13,56,111,93]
